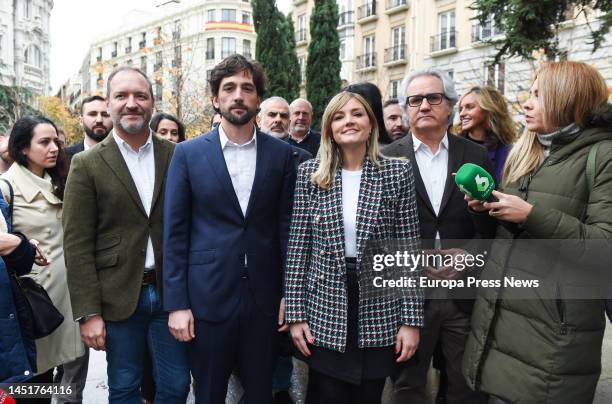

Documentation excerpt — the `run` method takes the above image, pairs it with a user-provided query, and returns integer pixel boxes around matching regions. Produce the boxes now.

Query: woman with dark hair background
[150,112,186,143]
[343,82,394,145]
[2,116,85,403]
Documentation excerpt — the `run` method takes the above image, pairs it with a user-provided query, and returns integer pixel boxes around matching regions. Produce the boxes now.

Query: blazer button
[319,274,325,280]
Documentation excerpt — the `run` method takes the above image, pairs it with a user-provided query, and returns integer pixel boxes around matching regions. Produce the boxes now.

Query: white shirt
[113,131,156,269]
[342,169,362,258]
[413,133,449,245]
[219,125,257,216]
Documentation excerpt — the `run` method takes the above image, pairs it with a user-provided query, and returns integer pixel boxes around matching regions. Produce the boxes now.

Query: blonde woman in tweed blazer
[285,91,424,403]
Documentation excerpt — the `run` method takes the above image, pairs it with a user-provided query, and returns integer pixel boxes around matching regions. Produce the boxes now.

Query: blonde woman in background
[458,86,518,183]
[462,61,612,403]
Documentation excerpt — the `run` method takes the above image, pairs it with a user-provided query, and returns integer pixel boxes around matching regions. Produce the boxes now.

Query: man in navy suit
[163,54,296,404]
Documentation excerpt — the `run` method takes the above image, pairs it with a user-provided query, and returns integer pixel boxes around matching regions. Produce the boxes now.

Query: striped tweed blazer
[285,157,424,352]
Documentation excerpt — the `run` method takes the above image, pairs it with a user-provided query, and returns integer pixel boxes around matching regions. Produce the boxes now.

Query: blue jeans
[105,285,190,404]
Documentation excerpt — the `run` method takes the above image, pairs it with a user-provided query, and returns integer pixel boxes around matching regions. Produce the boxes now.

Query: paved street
[82,322,612,403]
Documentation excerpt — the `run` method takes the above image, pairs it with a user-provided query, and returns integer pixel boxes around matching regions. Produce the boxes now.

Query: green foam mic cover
[454,163,495,201]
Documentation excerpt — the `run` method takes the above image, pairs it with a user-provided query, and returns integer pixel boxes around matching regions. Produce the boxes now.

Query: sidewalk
[83,322,612,403]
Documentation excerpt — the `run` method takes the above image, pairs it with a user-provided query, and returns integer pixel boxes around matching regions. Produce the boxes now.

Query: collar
[4,163,60,205]
[412,133,449,153]
[219,124,257,149]
[112,130,153,154]
[290,129,311,143]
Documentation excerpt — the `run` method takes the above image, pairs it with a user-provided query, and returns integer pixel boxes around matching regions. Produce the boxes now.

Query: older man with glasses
[384,68,496,404]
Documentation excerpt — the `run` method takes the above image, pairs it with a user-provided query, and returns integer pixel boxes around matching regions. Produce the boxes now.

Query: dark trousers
[305,369,386,404]
[191,282,278,404]
[392,299,487,404]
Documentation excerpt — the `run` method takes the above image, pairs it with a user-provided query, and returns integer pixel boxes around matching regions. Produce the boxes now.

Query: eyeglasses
[406,93,447,107]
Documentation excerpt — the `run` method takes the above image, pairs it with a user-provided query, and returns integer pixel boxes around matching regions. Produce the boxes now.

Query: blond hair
[459,86,518,145]
[312,92,382,189]
[503,61,609,185]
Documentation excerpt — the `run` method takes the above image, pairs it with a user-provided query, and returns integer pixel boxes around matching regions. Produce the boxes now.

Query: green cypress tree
[252,0,290,98]
[306,0,342,129]
[282,13,301,102]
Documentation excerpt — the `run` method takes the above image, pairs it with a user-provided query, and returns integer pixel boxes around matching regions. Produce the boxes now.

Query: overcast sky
[49,0,291,93]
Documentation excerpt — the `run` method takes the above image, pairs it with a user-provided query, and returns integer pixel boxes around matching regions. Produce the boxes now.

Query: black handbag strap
[1,178,14,231]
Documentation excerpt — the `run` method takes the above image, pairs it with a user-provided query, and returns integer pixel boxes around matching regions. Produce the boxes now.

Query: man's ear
[255,115,261,126]
[212,96,219,110]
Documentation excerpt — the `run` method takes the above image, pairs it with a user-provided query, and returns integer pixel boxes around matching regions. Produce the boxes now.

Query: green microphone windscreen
[455,163,495,201]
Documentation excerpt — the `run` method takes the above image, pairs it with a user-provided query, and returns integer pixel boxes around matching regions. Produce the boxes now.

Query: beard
[261,126,288,139]
[84,125,112,142]
[115,110,152,135]
[219,103,258,126]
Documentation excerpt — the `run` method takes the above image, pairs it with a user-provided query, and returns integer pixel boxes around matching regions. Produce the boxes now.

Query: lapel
[99,134,147,216]
[202,129,244,219]
[438,133,464,215]
[150,136,172,212]
[326,166,346,273]
[402,135,436,215]
[244,131,271,222]
[355,158,382,265]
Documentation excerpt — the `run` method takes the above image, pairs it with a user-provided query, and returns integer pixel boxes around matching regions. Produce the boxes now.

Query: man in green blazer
[63,66,190,403]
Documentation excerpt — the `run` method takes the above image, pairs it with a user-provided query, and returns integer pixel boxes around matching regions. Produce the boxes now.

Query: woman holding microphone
[285,91,423,404]
[462,61,612,403]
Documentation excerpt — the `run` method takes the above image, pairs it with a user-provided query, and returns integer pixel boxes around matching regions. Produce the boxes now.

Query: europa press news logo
[0,388,15,404]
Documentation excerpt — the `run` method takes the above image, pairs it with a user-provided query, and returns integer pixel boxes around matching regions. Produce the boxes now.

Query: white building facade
[0,0,53,95]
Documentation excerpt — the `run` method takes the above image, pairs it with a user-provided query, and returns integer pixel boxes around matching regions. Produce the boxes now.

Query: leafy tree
[306,0,341,129]
[38,96,83,144]
[282,13,301,102]
[0,85,39,133]
[472,0,612,62]
[253,0,294,100]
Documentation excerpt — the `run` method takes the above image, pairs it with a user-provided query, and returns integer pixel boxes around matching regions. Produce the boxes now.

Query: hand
[483,190,533,223]
[0,233,22,256]
[425,248,467,280]
[80,315,106,351]
[30,239,50,266]
[168,309,195,342]
[395,325,419,362]
[464,195,488,213]
[289,321,314,357]
[278,297,288,332]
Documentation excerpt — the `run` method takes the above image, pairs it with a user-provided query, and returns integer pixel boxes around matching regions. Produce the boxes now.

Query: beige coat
[1,163,85,374]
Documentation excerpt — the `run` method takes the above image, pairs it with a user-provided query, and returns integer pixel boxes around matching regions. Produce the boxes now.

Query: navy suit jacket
[163,128,296,322]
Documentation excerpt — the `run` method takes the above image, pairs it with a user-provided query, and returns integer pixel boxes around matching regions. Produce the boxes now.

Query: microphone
[454,163,495,201]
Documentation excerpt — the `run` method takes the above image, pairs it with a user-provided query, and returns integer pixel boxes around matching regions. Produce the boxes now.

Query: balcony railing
[295,29,307,43]
[472,23,498,43]
[338,11,354,26]
[111,50,117,58]
[356,53,377,70]
[357,2,377,20]
[430,30,456,53]
[386,0,408,11]
[125,46,132,54]
[139,40,146,49]
[243,51,252,59]
[206,50,215,60]
[384,45,407,63]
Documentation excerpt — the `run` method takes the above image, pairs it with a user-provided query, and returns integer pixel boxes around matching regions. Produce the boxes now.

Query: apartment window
[155,51,163,71]
[221,37,236,58]
[155,79,163,101]
[97,47,102,62]
[206,69,213,83]
[243,39,251,59]
[389,25,406,61]
[173,20,181,40]
[140,32,146,48]
[297,14,307,42]
[485,63,504,93]
[24,45,42,68]
[298,56,305,83]
[22,0,32,19]
[222,9,236,22]
[126,37,132,53]
[206,38,215,59]
[173,46,182,67]
[473,16,497,42]
[242,12,251,24]
[140,56,147,73]
[389,80,400,99]
[363,35,375,67]
[437,10,456,50]
[207,9,216,22]
[112,42,118,57]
